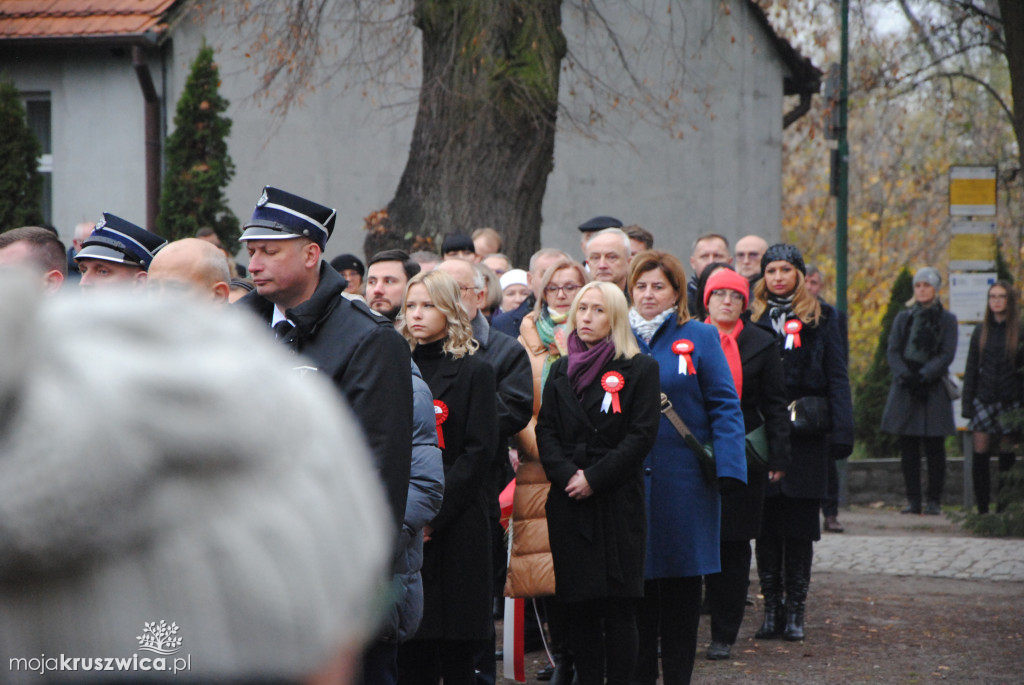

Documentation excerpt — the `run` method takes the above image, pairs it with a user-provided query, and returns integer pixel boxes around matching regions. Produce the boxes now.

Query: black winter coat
[720,322,791,541]
[536,354,661,602]
[751,302,854,500]
[239,264,413,532]
[412,343,499,640]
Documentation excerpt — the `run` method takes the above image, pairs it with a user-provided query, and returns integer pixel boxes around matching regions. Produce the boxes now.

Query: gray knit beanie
[0,274,391,683]
[913,266,941,288]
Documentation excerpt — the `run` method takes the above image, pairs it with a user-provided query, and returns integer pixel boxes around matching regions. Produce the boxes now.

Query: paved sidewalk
[813,506,1024,581]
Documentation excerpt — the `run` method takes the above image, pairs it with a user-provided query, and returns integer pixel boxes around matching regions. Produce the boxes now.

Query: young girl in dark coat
[961,280,1023,513]
[397,269,499,685]
[749,244,853,643]
[536,281,661,685]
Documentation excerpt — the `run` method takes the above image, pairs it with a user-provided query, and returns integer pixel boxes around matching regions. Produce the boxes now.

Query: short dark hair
[624,225,654,249]
[368,249,421,281]
[0,226,68,276]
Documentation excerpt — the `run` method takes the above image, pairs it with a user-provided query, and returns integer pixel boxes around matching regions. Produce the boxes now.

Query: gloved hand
[830,443,853,460]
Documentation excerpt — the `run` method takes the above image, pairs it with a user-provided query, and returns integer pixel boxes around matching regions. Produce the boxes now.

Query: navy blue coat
[635,318,746,578]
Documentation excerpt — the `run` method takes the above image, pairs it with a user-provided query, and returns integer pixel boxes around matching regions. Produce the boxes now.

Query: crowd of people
[0,186,1020,685]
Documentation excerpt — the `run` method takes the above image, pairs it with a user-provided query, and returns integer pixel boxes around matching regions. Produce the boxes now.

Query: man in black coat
[238,186,413,536]
[437,258,534,685]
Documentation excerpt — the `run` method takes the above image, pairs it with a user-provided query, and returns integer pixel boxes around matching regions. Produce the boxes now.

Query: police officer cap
[75,213,167,271]
[240,186,337,250]
[578,216,623,232]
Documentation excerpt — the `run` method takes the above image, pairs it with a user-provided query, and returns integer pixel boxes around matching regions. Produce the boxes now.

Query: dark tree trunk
[998,0,1024,177]
[364,0,566,268]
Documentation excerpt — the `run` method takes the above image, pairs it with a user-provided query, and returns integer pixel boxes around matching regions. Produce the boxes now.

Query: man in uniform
[237,186,413,533]
[75,213,166,291]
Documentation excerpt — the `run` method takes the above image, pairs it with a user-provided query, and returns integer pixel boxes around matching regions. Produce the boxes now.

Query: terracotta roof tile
[0,0,181,41]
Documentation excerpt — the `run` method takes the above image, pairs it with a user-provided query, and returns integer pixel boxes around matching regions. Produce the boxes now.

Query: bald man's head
[148,238,231,302]
[734,234,769,279]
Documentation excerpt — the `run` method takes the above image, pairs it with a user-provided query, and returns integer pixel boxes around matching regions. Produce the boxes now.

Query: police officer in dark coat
[238,186,413,534]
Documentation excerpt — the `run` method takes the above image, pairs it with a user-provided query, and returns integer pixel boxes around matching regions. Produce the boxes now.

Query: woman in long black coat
[701,267,791,661]
[748,245,853,643]
[397,270,499,685]
[536,281,661,685]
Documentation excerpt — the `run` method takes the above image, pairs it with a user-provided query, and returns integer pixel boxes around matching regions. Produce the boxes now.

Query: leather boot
[549,651,575,685]
[754,537,784,639]
[783,538,813,642]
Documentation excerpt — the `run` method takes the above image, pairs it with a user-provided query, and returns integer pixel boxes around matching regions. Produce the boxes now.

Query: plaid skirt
[969,397,1021,434]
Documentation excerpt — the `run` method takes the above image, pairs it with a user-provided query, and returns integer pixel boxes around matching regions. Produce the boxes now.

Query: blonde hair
[534,258,591,316]
[398,270,479,358]
[750,269,822,326]
[568,281,640,359]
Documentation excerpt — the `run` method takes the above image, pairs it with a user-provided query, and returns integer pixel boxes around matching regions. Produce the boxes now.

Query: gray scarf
[629,306,676,344]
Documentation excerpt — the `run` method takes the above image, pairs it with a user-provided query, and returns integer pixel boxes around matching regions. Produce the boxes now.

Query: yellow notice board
[949,220,996,270]
[949,165,996,216]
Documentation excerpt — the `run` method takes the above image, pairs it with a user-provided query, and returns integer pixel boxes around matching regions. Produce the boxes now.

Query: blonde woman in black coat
[536,281,661,685]
[397,270,499,685]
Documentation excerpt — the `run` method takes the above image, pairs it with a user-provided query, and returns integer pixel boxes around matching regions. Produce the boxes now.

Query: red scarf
[706,318,743,399]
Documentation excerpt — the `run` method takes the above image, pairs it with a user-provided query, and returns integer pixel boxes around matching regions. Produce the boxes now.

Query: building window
[24,94,52,225]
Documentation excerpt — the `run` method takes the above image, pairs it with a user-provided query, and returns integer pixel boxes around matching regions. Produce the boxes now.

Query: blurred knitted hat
[0,274,390,683]
[913,267,941,288]
[704,268,750,308]
[761,243,806,276]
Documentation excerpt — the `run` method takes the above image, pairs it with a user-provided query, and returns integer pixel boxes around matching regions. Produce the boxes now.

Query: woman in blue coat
[627,250,747,685]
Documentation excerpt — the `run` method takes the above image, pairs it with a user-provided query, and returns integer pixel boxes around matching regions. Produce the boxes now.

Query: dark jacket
[412,344,498,640]
[471,312,534,507]
[961,321,1024,415]
[881,305,958,437]
[751,302,853,499]
[380,364,444,644]
[721,322,791,541]
[536,353,661,602]
[492,295,535,338]
[239,263,413,532]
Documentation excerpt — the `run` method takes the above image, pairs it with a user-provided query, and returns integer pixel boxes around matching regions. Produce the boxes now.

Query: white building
[1,0,819,262]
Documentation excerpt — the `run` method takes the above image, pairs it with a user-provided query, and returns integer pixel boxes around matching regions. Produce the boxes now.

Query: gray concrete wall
[2,44,163,245]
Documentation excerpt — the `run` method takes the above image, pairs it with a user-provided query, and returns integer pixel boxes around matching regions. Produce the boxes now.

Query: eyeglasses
[735,252,762,261]
[709,289,744,302]
[458,285,479,294]
[545,284,582,295]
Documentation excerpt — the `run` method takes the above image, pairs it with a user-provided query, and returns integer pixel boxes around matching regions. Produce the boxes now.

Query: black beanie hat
[761,243,806,276]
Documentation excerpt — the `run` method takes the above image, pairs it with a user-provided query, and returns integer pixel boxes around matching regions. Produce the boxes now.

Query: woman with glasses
[961,281,1022,513]
[627,251,746,685]
[749,244,853,642]
[397,270,499,685]
[507,259,590,685]
[700,266,791,661]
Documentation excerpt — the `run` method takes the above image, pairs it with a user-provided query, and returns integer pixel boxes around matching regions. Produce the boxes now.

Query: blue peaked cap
[75,213,167,270]
[239,186,337,250]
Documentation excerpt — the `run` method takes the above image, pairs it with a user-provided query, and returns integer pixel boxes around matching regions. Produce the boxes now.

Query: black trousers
[900,436,947,504]
[706,540,753,645]
[567,597,638,685]
[973,452,1018,513]
[634,576,702,685]
[398,638,476,685]
[821,457,840,517]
